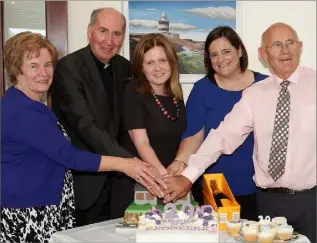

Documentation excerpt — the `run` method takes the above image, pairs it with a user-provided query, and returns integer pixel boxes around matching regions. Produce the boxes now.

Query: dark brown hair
[132,33,183,100]
[3,31,58,85]
[204,26,248,80]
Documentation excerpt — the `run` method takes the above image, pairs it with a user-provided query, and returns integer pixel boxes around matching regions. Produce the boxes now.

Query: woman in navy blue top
[167,26,268,220]
[1,32,164,243]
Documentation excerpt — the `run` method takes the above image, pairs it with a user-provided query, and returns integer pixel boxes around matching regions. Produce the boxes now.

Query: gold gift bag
[202,173,241,230]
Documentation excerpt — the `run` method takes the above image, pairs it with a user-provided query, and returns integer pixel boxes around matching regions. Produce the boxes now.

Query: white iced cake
[136,204,219,242]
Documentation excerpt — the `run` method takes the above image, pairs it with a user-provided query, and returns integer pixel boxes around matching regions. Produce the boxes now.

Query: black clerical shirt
[91,48,114,117]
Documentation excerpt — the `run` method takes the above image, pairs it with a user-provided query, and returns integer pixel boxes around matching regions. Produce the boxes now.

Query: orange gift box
[202,173,241,230]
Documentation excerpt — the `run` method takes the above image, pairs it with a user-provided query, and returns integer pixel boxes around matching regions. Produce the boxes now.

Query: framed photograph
[122,1,242,84]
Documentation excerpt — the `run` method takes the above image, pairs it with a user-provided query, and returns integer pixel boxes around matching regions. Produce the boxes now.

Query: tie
[268,80,291,181]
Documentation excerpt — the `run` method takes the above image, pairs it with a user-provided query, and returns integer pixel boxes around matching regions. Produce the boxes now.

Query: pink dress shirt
[182,66,316,190]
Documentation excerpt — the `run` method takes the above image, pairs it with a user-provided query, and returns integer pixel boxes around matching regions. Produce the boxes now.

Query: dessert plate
[232,231,299,242]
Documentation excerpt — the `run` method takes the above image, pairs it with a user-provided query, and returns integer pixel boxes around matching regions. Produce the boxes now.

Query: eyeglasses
[264,39,299,52]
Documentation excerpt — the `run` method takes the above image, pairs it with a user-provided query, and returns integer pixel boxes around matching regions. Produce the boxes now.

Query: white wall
[67,1,123,54]
[238,1,316,75]
[67,1,316,101]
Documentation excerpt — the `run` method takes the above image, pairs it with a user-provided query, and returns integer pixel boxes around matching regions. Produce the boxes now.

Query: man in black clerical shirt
[91,50,114,117]
[51,7,134,226]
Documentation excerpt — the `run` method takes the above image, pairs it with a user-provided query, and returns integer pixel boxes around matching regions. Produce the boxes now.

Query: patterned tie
[268,80,291,181]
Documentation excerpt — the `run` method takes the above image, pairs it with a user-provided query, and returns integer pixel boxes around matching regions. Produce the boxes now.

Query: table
[49,218,311,243]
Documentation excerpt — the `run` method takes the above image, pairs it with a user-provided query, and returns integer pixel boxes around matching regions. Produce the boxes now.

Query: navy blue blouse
[1,87,101,208]
[182,72,268,196]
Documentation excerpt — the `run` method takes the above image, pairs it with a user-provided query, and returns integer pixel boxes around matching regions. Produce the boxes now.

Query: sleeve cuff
[90,154,102,171]
[75,151,101,172]
[181,165,202,184]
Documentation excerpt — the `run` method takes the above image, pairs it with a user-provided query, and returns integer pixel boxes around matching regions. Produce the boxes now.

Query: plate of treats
[227,216,300,243]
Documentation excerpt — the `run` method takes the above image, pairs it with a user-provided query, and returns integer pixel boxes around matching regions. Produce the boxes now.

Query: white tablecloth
[50,218,311,243]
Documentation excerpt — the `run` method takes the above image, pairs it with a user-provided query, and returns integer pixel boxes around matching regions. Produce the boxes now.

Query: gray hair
[89,8,126,31]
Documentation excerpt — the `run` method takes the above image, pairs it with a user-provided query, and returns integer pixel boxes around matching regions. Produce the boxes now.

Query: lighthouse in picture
[158,12,169,33]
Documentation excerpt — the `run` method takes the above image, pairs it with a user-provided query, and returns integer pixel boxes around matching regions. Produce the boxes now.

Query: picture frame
[121,1,244,85]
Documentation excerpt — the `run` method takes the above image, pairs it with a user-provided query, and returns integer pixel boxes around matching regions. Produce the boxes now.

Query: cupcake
[272,217,287,226]
[257,230,276,243]
[243,220,259,229]
[260,225,277,234]
[242,226,258,242]
[277,225,293,240]
[226,220,241,235]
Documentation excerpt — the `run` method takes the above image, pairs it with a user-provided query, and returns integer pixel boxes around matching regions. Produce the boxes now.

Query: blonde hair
[4,31,58,85]
[132,33,183,100]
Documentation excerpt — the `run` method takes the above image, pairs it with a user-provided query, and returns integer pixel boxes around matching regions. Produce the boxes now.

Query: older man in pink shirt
[163,22,316,242]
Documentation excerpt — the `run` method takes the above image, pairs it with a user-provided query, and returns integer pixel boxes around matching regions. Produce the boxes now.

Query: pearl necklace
[151,90,180,122]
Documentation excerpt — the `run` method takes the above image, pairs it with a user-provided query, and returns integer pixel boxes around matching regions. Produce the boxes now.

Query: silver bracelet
[174,159,187,167]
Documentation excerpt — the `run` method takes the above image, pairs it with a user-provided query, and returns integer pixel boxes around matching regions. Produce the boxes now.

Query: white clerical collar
[104,63,110,69]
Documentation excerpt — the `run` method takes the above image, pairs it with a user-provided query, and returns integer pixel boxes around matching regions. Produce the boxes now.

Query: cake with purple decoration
[123,183,197,215]
[115,183,219,242]
[136,204,219,242]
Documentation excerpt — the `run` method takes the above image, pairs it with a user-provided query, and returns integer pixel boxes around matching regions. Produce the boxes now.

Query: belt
[261,186,316,194]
